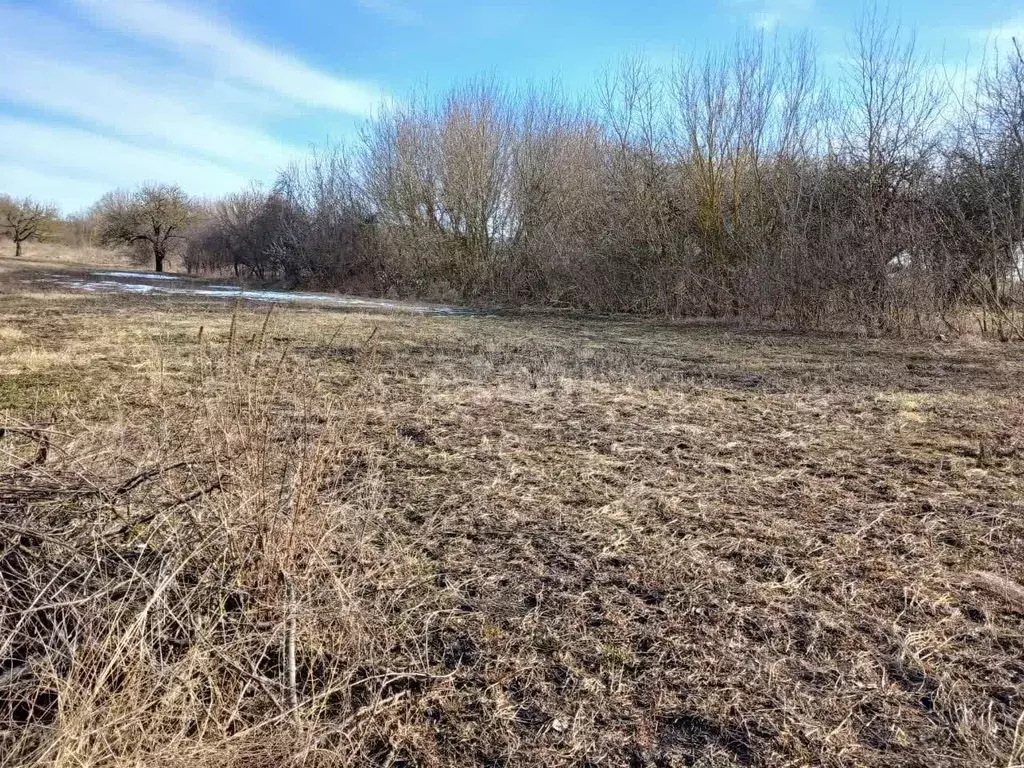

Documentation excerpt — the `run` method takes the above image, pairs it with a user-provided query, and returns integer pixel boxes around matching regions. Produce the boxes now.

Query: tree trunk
[15,239,22,258]
[154,248,165,273]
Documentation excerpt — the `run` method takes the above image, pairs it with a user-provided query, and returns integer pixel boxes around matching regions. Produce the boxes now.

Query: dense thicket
[184,22,1024,336]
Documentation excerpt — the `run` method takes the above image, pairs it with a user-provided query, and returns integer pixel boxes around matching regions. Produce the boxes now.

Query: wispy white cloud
[0,0,382,211]
[0,47,297,174]
[358,0,424,27]
[72,0,383,115]
[0,117,252,195]
[725,0,815,31]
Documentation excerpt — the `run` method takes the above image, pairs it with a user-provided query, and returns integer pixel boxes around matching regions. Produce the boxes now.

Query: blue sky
[0,0,1020,213]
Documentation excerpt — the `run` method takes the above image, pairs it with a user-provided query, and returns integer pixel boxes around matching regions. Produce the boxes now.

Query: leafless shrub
[1,322,397,766]
[188,150,379,290]
[938,40,1024,337]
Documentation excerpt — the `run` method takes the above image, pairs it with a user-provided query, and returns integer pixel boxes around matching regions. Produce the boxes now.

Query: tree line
[5,16,1023,337]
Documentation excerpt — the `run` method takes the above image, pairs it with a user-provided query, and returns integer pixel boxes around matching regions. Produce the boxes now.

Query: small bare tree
[0,196,59,258]
[94,184,195,272]
[838,5,944,330]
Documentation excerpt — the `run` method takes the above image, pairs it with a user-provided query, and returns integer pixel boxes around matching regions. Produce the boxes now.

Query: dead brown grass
[0,242,132,273]
[1,257,1023,767]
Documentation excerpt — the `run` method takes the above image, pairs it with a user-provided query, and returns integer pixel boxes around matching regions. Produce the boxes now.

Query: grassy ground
[2,245,1024,767]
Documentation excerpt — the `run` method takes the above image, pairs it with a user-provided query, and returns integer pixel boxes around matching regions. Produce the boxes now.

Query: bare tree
[94,184,195,272]
[837,4,945,330]
[274,144,374,288]
[360,81,519,300]
[594,57,675,313]
[0,196,59,258]
[938,39,1024,335]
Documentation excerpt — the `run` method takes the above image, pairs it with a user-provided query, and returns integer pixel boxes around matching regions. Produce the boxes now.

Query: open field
[2,249,1024,767]
[0,242,134,275]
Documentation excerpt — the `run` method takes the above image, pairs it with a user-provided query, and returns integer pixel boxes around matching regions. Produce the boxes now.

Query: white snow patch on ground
[35,272,483,317]
[97,271,181,281]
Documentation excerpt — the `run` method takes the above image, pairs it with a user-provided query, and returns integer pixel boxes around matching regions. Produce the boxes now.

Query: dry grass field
[2,245,1023,767]
[0,242,132,274]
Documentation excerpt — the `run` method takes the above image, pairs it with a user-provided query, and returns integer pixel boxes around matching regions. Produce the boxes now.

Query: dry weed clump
[1,321,438,767]
[2,297,1024,767]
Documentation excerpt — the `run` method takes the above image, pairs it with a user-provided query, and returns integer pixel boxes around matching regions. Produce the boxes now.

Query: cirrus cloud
[0,0,386,212]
